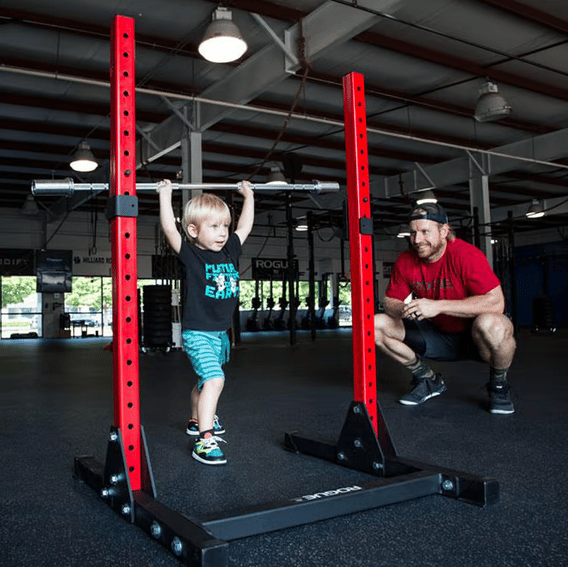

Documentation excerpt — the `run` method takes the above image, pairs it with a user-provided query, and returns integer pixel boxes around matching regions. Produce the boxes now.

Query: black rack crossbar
[198,470,441,541]
[31,178,339,196]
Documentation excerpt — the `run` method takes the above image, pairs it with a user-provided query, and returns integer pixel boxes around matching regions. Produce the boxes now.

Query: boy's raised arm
[234,180,255,245]
[157,180,182,254]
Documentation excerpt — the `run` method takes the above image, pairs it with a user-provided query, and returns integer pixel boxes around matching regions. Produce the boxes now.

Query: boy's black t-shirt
[176,233,242,331]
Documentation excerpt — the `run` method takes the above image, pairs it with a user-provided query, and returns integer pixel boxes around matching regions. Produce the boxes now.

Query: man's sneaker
[487,382,515,415]
[399,373,447,406]
[192,436,227,465]
[186,415,225,436]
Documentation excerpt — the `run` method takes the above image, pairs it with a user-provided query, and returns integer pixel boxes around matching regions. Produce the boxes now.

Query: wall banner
[252,257,299,280]
[73,252,112,276]
[0,248,35,276]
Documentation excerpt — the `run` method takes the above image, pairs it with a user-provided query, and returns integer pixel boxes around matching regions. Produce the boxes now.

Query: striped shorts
[182,330,230,390]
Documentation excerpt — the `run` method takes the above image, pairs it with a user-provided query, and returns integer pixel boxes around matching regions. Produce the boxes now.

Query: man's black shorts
[403,318,482,362]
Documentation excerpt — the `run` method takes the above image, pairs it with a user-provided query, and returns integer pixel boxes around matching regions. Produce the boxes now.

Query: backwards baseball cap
[409,202,449,224]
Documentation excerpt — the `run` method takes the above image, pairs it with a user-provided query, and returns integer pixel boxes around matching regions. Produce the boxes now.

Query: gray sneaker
[487,382,515,415]
[399,373,447,406]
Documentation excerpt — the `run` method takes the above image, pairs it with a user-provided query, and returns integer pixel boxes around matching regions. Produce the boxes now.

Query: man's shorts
[403,319,482,362]
[182,330,230,390]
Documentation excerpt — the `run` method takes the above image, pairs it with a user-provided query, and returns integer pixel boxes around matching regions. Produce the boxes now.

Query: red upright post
[110,15,141,492]
[342,72,378,434]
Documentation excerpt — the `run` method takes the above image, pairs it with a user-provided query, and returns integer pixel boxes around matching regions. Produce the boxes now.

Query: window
[1,276,42,338]
[64,277,112,337]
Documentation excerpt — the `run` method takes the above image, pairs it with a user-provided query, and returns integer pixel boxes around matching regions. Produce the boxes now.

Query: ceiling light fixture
[397,226,410,238]
[526,198,545,219]
[415,190,437,205]
[198,7,247,63]
[70,141,98,172]
[474,79,512,122]
[21,194,40,216]
[266,165,288,185]
[295,216,308,232]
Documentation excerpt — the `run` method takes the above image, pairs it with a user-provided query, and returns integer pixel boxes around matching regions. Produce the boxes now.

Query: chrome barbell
[31,178,340,197]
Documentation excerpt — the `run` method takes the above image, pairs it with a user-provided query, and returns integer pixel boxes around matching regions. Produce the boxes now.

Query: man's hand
[402,298,440,321]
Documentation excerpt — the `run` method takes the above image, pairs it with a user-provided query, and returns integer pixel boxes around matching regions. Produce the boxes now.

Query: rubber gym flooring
[1,328,567,567]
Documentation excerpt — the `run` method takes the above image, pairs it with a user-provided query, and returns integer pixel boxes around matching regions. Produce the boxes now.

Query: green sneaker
[192,436,227,465]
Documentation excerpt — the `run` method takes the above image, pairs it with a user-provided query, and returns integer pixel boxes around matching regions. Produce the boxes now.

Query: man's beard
[414,240,445,261]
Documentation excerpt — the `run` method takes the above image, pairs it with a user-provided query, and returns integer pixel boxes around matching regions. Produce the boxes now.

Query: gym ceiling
[1,0,568,238]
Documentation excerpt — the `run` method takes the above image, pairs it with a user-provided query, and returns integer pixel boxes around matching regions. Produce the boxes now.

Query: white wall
[1,206,415,304]
[2,207,403,276]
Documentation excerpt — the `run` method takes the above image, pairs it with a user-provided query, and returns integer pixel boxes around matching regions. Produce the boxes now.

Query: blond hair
[182,193,231,242]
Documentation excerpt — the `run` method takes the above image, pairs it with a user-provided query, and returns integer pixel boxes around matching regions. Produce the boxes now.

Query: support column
[469,165,493,268]
[41,292,65,338]
[181,107,202,208]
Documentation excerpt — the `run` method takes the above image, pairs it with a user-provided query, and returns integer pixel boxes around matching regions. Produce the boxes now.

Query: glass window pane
[338,280,352,327]
[64,277,106,337]
[1,276,42,339]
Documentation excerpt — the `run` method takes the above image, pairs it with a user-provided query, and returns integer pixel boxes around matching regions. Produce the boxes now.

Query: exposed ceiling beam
[1,43,552,177]
[211,121,440,165]
[306,70,550,135]
[0,93,163,127]
[0,8,200,57]
[250,95,505,152]
[1,52,551,141]
[3,5,557,133]
[201,0,304,21]
[476,0,568,35]
[356,31,568,102]
[504,170,568,189]
[380,126,568,198]
[137,0,388,164]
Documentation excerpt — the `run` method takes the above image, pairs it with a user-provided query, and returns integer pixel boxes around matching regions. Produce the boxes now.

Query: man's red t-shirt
[385,238,501,333]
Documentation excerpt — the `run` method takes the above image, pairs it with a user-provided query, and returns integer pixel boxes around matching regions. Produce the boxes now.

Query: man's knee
[473,313,515,347]
[374,312,389,332]
[375,312,393,333]
[374,312,403,345]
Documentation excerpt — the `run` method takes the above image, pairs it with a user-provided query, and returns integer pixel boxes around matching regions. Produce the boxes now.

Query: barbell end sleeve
[31,178,75,197]
[311,181,340,194]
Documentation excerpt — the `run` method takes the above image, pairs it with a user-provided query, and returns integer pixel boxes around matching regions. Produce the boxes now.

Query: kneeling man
[374,203,515,414]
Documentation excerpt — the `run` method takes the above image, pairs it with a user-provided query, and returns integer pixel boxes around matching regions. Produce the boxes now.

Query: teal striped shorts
[182,330,230,390]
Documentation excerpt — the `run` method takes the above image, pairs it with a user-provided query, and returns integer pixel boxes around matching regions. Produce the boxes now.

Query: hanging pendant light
[474,80,512,122]
[70,141,98,172]
[415,190,437,205]
[198,7,247,63]
[295,216,308,232]
[266,165,288,185]
[21,194,40,216]
[526,198,545,219]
